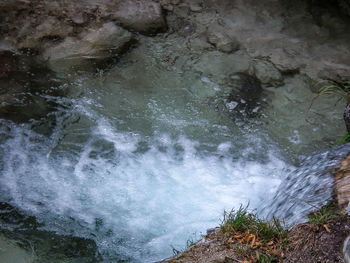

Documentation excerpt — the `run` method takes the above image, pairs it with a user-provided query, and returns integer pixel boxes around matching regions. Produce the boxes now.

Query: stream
[0,37,347,263]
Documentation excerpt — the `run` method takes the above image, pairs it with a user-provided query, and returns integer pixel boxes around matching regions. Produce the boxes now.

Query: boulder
[42,22,134,72]
[206,23,240,53]
[112,0,167,35]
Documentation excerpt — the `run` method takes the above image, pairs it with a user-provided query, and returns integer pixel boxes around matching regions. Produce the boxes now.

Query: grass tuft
[307,202,343,226]
[221,205,287,244]
[221,204,287,262]
[337,133,350,145]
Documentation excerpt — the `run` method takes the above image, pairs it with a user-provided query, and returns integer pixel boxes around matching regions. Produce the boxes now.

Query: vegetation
[337,133,350,145]
[168,202,348,263]
[311,80,350,104]
[220,205,288,262]
[307,201,343,226]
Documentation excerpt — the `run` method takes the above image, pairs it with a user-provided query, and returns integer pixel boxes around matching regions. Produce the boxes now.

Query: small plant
[311,81,350,104]
[337,133,350,145]
[308,202,343,226]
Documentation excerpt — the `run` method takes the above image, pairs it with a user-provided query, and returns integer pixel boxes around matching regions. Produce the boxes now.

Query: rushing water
[0,44,346,262]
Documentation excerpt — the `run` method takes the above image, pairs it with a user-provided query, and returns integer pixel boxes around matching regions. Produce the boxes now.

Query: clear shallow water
[0,65,292,262]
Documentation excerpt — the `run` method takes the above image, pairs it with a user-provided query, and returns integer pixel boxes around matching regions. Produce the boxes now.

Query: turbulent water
[0,46,346,262]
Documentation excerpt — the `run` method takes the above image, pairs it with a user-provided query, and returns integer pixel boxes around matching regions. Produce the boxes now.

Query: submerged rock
[206,23,240,53]
[0,235,34,263]
[252,59,283,87]
[112,0,167,35]
[42,22,134,72]
[0,202,101,262]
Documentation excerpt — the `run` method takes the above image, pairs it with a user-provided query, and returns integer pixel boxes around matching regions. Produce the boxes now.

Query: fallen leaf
[255,241,262,247]
[323,224,331,233]
[251,234,256,247]
[267,241,274,246]
[233,233,243,239]
[250,255,257,263]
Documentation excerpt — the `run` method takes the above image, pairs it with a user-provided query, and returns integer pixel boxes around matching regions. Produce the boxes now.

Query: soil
[285,217,350,263]
[161,217,350,263]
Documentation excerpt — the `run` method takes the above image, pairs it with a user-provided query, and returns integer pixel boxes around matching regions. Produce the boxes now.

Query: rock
[334,154,350,211]
[0,235,34,263]
[42,22,134,72]
[269,48,303,73]
[0,0,30,11]
[252,59,283,87]
[193,51,251,81]
[36,16,73,40]
[0,42,16,78]
[18,16,73,51]
[190,3,203,12]
[112,0,167,35]
[338,0,350,16]
[0,51,15,78]
[206,23,240,53]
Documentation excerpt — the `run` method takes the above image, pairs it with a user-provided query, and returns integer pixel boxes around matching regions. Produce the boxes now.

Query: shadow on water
[0,51,69,125]
[0,202,101,263]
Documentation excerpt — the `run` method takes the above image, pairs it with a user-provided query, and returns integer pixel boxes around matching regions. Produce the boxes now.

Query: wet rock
[190,3,203,12]
[189,37,213,51]
[206,23,240,53]
[193,51,251,81]
[112,0,167,35]
[18,16,74,51]
[252,59,283,87]
[269,48,303,73]
[167,15,196,36]
[42,22,134,72]
[334,154,350,211]
[0,51,15,78]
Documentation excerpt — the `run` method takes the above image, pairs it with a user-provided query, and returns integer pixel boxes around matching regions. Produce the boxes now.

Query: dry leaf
[250,255,257,263]
[255,241,262,247]
[234,233,243,239]
[267,241,274,246]
[323,224,331,233]
[251,234,256,247]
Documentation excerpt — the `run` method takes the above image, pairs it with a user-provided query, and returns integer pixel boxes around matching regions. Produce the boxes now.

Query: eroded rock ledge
[1,0,350,79]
